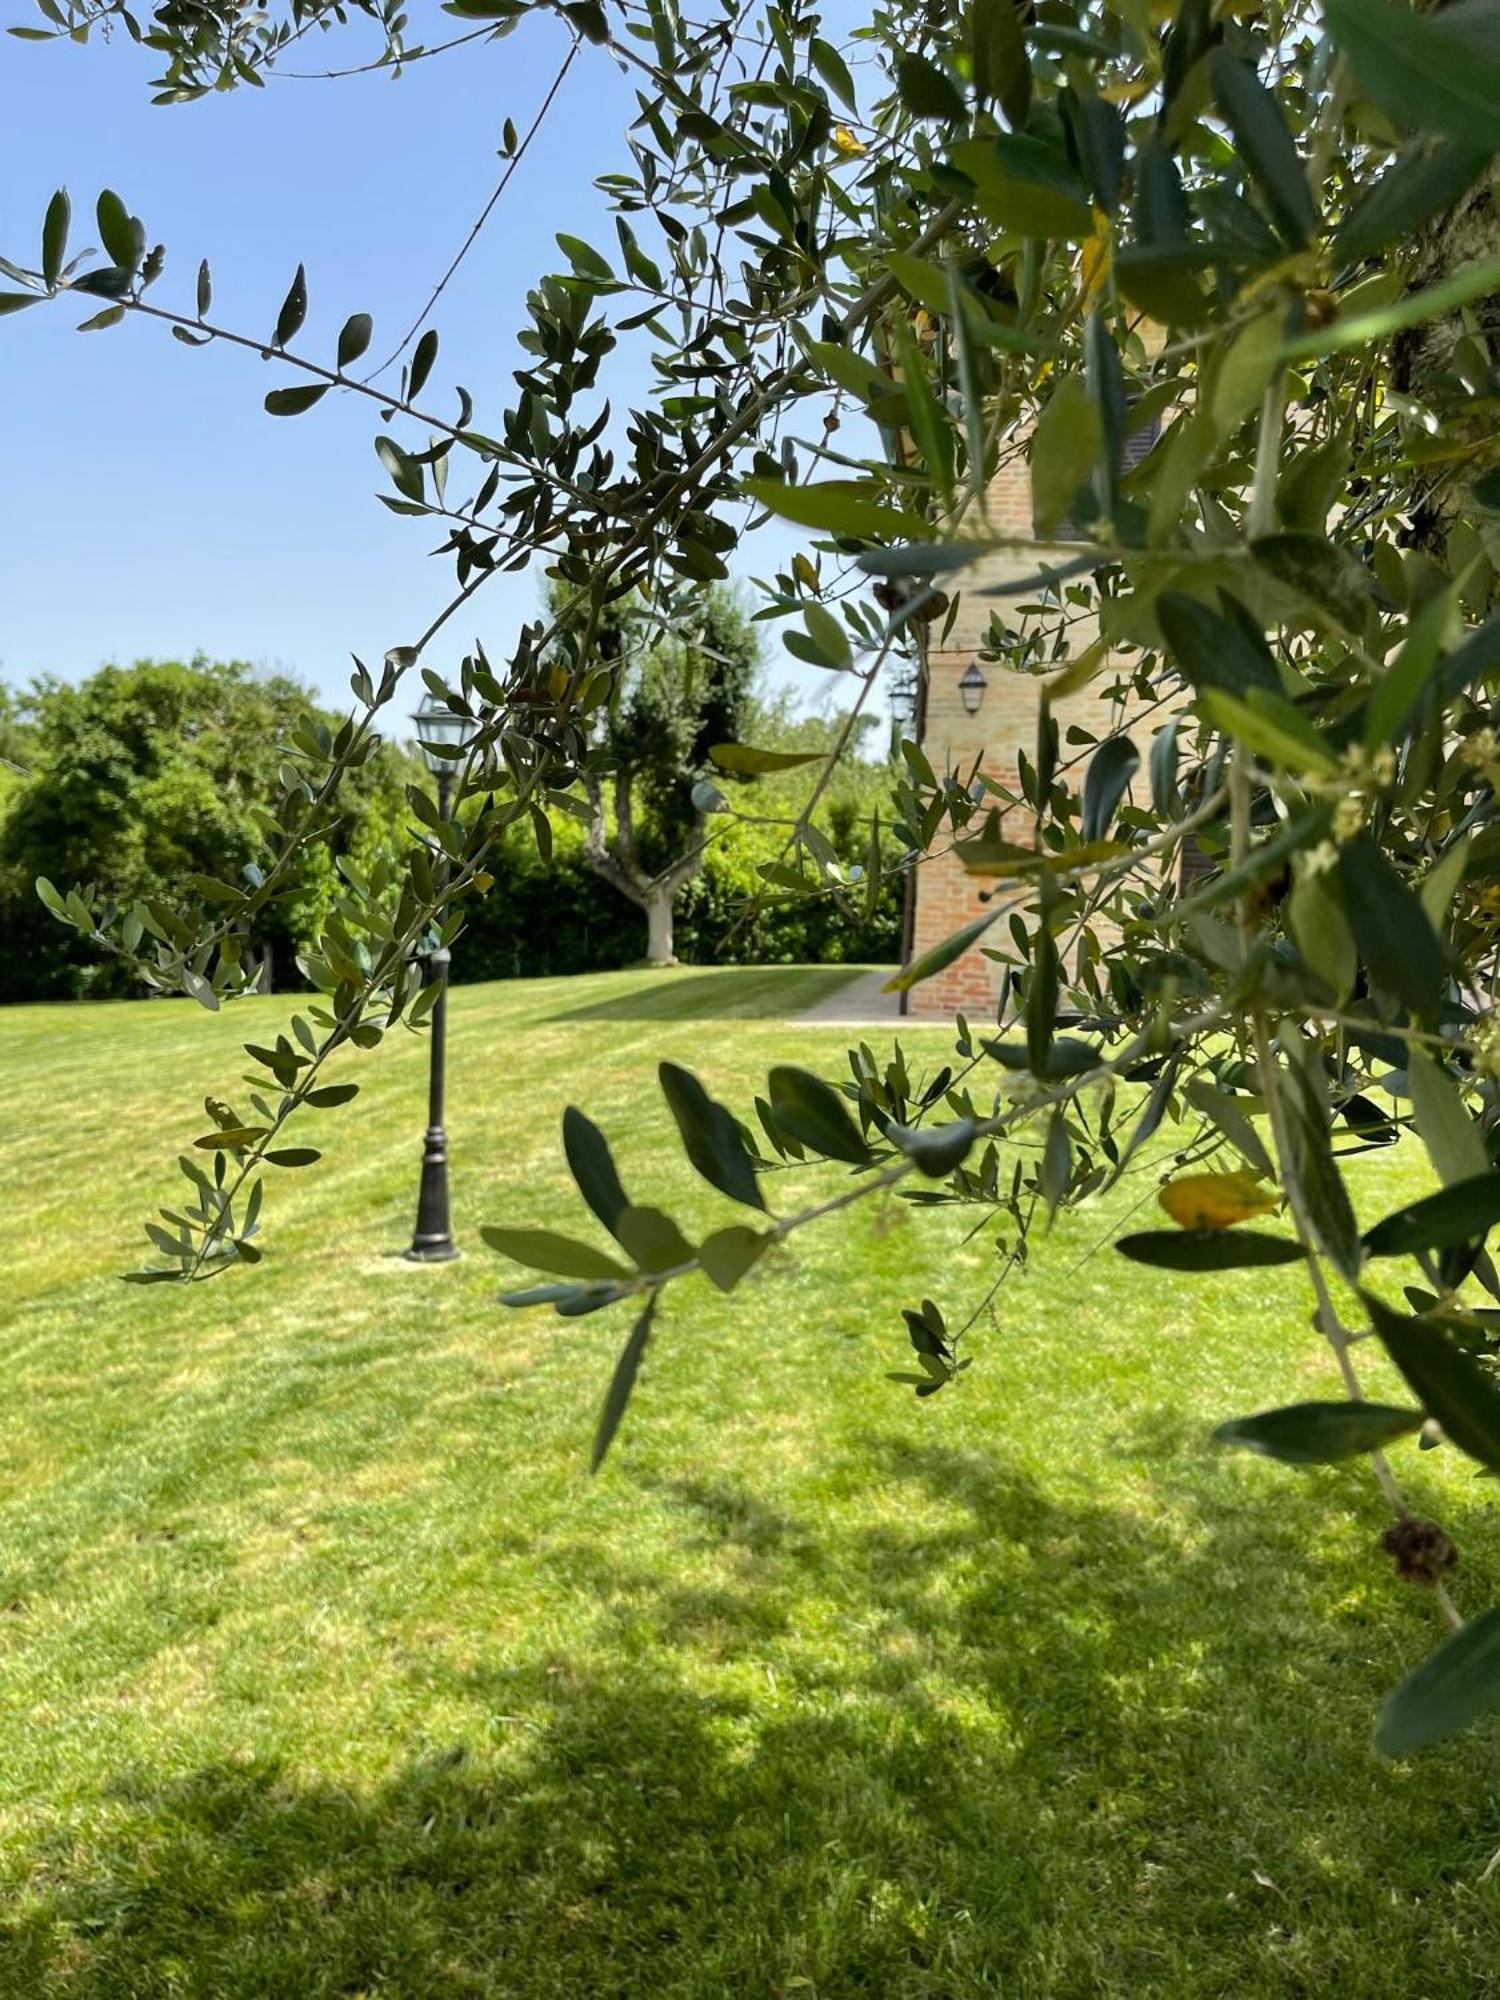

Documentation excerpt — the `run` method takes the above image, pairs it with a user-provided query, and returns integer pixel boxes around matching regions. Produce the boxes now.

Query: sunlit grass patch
[0,967,1497,1995]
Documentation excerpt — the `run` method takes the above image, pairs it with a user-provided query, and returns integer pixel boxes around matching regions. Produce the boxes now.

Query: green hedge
[450,814,903,980]
[0,659,904,999]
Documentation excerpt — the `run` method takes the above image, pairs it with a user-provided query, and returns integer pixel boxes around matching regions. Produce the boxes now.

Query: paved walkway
[793,967,906,1026]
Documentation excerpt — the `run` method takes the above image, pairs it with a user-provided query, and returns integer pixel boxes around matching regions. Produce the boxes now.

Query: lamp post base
[403,1239,461,1263]
[405,1113,458,1263]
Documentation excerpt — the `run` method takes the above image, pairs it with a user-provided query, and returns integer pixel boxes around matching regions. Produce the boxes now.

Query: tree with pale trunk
[570,588,760,967]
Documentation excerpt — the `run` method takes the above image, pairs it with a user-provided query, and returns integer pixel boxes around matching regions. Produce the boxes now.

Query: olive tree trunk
[644,887,676,966]
[583,769,705,968]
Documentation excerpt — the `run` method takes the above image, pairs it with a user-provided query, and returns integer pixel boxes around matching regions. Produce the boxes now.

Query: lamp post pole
[406,702,469,1262]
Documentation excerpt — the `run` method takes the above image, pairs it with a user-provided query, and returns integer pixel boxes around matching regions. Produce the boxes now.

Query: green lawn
[1,965,1498,1997]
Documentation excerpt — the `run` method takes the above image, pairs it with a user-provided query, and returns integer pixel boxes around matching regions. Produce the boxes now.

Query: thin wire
[363,34,581,384]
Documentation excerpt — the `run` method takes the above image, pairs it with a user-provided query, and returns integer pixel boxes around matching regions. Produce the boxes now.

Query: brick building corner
[903,450,1135,1022]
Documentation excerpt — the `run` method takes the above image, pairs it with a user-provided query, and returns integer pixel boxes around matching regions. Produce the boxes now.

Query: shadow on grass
[543,965,865,1024]
[4,1438,1498,1998]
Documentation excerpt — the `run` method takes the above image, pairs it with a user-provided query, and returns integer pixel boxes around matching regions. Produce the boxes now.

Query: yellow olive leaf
[1100,78,1154,106]
[1079,212,1111,311]
[1159,1171,1277,1232]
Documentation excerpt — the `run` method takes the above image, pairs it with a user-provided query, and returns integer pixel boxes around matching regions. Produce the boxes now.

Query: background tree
[0,659,415,1001]
[456,693,903,978]
[0,687,35,781]
[18,0,1500,1758]
[571,587,761,966]
[0,652,900,996]
[0,687,36,832]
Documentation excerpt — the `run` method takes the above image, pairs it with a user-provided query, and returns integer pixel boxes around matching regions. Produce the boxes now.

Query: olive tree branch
[552,1002,1227,1309]
[175,711,576,1280]
[1250,1004,1464,1636]
[1231,378,1462,1632]
[277,21,500,80]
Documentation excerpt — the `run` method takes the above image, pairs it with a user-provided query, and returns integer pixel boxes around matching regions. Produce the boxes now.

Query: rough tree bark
[644,888,676,965]
[1392,171,1500,562]
[582,769,706,967]
[1387,0,1500,567]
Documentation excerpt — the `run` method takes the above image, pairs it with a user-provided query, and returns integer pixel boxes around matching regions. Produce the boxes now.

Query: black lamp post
[958,662,988,716]
[405,691,473,1263]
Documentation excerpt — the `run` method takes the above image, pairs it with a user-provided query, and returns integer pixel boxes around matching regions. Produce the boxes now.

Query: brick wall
[906,450,1131,1021]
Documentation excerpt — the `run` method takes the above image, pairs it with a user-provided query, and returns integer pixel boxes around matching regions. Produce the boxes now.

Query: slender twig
[278,23,499,79]
[364,34,582,382]
[1233,385,1462,1633]
[1247,364,1287,542]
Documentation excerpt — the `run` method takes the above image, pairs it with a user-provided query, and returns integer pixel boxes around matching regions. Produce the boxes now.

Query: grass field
[1,965,1499,1997]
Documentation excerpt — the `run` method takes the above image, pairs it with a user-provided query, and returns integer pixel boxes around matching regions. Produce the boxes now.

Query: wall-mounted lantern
[958,662,988,717]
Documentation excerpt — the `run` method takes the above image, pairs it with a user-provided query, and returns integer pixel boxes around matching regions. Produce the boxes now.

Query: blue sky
[0,6,836,713]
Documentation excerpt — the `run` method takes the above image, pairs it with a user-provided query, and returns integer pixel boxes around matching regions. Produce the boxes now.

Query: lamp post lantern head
[958,662,988,717]
[411,690,474,776]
